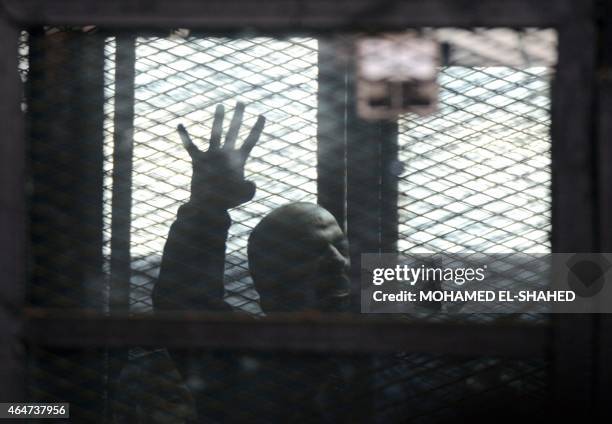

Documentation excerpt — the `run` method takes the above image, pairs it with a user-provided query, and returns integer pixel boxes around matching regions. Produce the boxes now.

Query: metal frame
[0,0,603,412]
[24,308,549,356]
[0,0,585,29]
[109,35,135,317]
[597,1,612,419]
[0,13,25,403]
[550,6,597,417]
[107,34,136,420]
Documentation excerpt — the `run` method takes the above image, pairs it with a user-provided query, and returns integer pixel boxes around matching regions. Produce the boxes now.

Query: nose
[323,245,348,269]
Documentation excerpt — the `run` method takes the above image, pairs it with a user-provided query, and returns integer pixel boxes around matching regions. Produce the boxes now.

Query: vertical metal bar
[345,51,399,422]
[346,77,399,291]
[550,5,597,419]
[0,16,25,403]
[108,34,135,422]
[27,28,107,420]
[28,29,106,309]
[28,31,79,308]
[596,89,612,418]
[380,121,398,253]
[110,34,135,314]
[596,1,612,419]
[317,37,347,230]
[79,33,107,310]
[70,29,108,422]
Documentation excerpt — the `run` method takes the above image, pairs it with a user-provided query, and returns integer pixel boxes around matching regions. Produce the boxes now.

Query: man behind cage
[116,102,353,423]
[153,102,352,315]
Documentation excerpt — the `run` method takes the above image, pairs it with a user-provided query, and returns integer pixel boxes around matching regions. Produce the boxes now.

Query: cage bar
[1,0,586,28]
[24,309,550,357]
[550,14,598,419]
[0,0,607,420]
[596,0,612,419]
[0,15,25,403]
[317,37,347,229]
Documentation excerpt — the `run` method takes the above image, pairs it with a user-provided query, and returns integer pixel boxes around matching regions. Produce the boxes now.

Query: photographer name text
[372,290,576,303]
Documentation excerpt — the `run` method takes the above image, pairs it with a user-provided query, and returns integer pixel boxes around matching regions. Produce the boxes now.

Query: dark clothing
[114,350,197,424]
[153,203,232,312]
[150,201,349,423]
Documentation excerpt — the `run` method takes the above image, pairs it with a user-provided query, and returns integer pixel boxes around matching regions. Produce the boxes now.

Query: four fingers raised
[177,124,200,158]
[209,104,225,150]
[177,102,265,157]
[223,101,245,150]
[241,115,265,159]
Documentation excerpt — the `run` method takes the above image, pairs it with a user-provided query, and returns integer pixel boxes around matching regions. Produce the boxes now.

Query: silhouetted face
[248,203,351,312]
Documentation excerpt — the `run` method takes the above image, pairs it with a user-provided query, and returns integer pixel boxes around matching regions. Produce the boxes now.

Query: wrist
[178,201,232,226]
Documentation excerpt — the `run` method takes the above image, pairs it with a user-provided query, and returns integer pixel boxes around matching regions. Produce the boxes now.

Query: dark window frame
[0,0,605,417]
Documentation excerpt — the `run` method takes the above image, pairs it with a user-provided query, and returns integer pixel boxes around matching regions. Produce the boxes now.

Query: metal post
[596,1,612,420]
[108,33,136,422]
[317,37,347,230]
[0,15,26,404]
[550,5,598,419]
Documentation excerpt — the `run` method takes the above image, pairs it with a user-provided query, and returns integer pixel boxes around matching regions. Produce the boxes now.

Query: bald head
[248,203,350,312]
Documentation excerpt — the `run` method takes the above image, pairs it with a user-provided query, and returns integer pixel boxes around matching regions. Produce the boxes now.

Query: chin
[325,272,351,291]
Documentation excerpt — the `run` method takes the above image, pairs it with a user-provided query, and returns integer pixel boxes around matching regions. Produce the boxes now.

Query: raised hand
[178,102,265,209]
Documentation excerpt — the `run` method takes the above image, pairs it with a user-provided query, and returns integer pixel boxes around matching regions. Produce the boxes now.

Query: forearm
[153,202,231,311]
[152,102,264,312]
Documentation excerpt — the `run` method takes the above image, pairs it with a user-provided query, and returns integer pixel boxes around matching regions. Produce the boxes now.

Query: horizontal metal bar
[2,0,588,29]
[23,308,551,357]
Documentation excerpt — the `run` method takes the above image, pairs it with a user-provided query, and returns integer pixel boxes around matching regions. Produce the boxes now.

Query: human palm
[178,102,265,209]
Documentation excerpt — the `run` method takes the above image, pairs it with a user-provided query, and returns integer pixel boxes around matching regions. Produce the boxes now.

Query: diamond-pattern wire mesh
[106,344,550,423]
[27,347,548,424]
[102,30,555,315]
[364,354,548,423]
[24,28,555,422]
[106,30,551,421]
[107,36,319,314]
[26,29,109,421]
[372,30,554,421]
[28,30,108,310]
[398,66,551,254]
[390,29,555,322]
[433,28,557,68]
[103,37,116,307]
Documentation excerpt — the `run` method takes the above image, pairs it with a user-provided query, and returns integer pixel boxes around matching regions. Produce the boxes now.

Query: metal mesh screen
[105,36,319,314]
[398,29,554,254]
[99,29,556,315]
[103,37,117,309]
[25,27,555,423]
[398,65,552,254]
[26,347,549,423]
[106,30,555,312]
[368,353,548,423]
